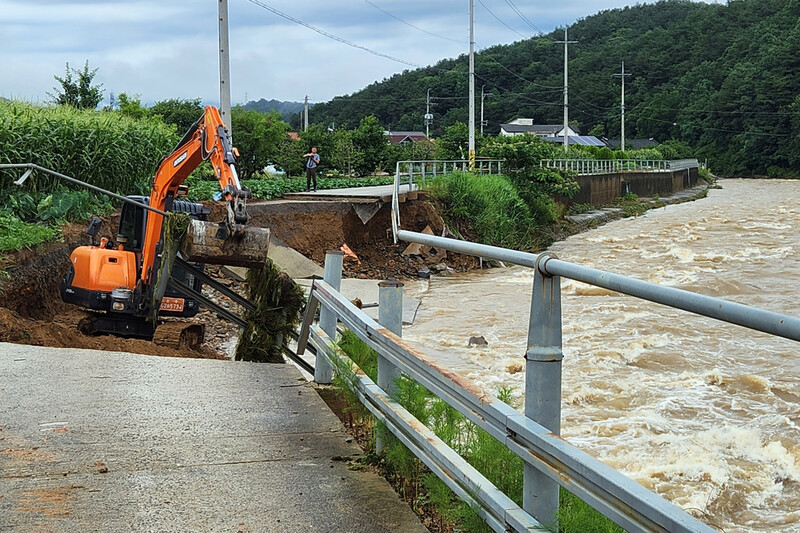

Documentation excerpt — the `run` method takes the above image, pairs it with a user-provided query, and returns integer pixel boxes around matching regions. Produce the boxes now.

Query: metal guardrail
[297,271,718,532]
[394,158,503,189]
[378,183,799,530]
[540,158,699,174]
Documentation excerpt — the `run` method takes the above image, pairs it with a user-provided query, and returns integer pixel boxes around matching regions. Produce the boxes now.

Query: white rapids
[403,179,800,532]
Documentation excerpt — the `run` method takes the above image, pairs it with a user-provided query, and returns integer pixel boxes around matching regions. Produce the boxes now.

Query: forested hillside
[308,0,799,176]
[243,98,304,122]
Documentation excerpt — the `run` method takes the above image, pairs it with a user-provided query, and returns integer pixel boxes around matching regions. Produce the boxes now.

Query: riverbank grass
[333,330,622,533]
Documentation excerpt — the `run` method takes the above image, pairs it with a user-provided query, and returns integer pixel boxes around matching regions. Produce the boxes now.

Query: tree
[116,93,148,120]
[329,129,364,176]
[435,122,469,160]
[150,98,204,134]
[351,116,387,176]
[49,61,104,109]
[229,107,291,180]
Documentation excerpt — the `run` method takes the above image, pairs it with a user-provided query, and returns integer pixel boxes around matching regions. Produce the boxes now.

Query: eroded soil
[0,196,477,359]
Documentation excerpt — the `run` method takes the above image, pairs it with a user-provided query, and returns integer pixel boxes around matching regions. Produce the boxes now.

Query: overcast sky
[1,0,716,107]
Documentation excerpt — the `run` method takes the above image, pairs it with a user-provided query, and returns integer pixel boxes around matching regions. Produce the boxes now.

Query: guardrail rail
[540,158,700,175]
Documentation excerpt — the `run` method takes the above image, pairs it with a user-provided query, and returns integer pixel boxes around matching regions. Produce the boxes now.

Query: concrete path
[0,344,426,532]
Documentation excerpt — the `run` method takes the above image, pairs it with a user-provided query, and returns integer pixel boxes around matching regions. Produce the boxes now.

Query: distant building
[541,135,607,147]
[499,118,581,138]
[603,138,659,150]
[287,132,300,141]
[385,131,429,145]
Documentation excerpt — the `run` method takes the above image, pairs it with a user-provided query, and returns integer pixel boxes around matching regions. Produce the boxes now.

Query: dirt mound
[0,307,225,359]
[249,197,478,280]
[0,196,477,359]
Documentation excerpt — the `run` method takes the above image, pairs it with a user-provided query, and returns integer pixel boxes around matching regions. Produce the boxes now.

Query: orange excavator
[60,105,270,339]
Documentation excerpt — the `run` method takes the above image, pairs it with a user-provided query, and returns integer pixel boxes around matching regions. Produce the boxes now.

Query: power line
[363,0,465,43]
[475,0,528,39]
[502,0,545,35]
[245,0,422,68]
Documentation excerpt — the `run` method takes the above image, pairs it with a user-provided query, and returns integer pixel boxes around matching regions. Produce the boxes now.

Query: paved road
[0,344,426,532]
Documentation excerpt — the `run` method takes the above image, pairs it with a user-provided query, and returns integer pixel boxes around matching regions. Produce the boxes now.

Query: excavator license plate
[160,297,185,312]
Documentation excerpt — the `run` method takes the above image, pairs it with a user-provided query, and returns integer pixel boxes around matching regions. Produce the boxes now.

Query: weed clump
[332,331,621,533]
[235,259,306,363]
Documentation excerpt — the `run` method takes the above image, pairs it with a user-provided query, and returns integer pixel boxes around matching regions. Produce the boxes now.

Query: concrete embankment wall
[569,168,699,206]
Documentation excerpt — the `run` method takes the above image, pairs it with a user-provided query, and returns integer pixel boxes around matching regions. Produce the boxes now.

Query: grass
[333,330,623,533]
[567,202,594,215]
[0,213,60,252]
[612,193,649,218]
[425,171,540,251]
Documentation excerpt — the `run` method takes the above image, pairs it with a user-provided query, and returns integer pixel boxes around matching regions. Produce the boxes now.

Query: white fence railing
[395,159,503,188]
[541,158,699,175]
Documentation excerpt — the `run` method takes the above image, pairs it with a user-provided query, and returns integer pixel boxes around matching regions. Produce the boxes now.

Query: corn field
[0,101,178,194]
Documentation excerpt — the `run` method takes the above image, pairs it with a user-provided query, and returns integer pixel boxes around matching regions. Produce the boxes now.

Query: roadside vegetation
[333,330,623,533]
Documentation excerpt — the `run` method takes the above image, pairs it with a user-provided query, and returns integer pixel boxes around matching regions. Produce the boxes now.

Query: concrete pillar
[376,280,403,453]
[523,253,563,526]
[316,250,343,384]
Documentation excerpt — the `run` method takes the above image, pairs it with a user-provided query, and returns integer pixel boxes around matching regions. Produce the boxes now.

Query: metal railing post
[523,253,563,526]
[376,280,404,453]
[407,162,413,188]
[316,250,344,384]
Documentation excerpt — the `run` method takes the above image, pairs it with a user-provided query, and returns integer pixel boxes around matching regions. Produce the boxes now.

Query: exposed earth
[0,195,478,359]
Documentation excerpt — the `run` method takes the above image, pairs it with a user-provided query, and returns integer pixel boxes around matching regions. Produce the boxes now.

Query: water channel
[403,179,800,532]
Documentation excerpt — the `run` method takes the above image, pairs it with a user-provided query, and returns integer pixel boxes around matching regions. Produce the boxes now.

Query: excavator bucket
[181,220,270,268]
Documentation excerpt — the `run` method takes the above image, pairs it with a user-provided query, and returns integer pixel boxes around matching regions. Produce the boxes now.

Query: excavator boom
[140,105,253,285]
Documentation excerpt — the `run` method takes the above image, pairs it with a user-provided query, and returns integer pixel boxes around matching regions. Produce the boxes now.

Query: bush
[426,171,538,250]
[0,213,59,252]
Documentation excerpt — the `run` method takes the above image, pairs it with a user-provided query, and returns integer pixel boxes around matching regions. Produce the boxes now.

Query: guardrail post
[315,250,344,384]
[523,253,563,526]
[376,280,404,453]
[407,162,414,188]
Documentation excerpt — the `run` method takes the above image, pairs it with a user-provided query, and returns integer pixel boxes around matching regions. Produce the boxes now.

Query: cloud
[0,0,714,105]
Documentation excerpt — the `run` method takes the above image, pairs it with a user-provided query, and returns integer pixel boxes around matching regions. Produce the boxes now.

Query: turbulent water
[403,179,800,532]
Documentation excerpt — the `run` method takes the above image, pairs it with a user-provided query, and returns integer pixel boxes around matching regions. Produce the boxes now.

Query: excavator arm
[140,105,250,284]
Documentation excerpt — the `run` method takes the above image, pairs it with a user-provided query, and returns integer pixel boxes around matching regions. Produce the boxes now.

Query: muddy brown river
[403,179,800,532]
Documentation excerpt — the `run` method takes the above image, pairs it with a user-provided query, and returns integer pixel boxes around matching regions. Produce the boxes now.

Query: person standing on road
[303,147,320,191]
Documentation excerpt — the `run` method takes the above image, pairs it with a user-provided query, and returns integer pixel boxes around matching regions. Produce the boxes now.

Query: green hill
[243,98,304,122]
[308,0,800,176]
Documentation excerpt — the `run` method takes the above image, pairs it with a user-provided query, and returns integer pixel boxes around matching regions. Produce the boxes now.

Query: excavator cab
[117,196,209,318]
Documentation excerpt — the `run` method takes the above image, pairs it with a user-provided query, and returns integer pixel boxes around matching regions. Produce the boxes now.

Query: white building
[499,118,581,138]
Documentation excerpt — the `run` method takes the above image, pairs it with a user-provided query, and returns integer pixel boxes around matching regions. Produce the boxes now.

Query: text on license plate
[160,297,185,312]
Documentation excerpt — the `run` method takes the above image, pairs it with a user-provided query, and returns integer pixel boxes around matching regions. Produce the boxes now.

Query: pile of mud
[0,197,477,359]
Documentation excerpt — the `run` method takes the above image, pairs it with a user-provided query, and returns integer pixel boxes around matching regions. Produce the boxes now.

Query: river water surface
[403,179,800,532]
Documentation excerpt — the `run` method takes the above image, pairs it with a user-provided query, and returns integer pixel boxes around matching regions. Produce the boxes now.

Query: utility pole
[425,89,433,138]
[480,85,486,136]
[218,0,232,133]
[613,61,631,151]
[468,0,475,170]
[555,27,577,153]
[304,95,309,132]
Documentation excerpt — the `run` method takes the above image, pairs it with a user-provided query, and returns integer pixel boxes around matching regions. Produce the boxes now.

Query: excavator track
[152,321,205,350]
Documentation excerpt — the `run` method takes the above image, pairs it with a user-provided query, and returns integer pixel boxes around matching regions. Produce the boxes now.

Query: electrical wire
[502,0,545,35]
[363,0,466,43]
[245,0,422,68]
[475,0,528,39]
